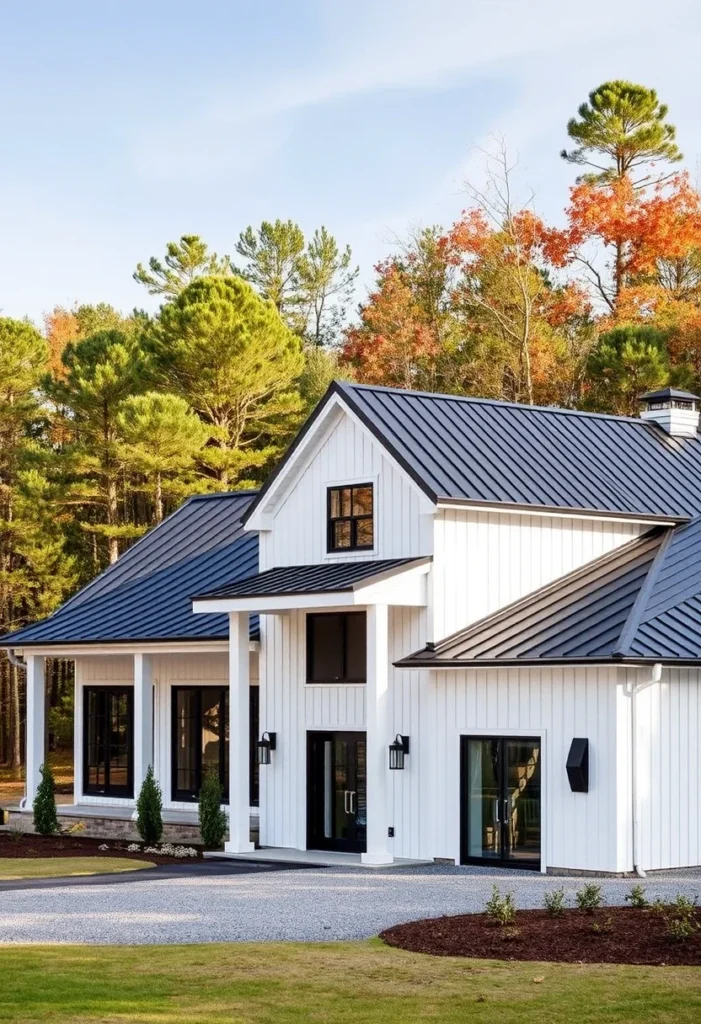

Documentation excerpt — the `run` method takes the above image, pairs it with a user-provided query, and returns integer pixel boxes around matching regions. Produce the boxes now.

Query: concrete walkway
[1,863,701,945]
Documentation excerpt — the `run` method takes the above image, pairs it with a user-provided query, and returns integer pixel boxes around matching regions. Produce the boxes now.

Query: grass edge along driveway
[0,857,155,880]
[1,939,701,1023]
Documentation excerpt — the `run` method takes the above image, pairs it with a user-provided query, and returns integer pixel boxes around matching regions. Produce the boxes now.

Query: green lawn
[1,940,700,1024]
[0,857,154,880]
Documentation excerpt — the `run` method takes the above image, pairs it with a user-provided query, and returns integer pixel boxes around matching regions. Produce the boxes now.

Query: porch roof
[192,556,431,613]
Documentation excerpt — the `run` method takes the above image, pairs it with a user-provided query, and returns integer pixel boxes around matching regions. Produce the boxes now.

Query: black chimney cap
[640,387,701,403]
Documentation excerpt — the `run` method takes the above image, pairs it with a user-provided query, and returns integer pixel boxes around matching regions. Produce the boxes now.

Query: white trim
[9,640,259,658]
[435,501,678,528]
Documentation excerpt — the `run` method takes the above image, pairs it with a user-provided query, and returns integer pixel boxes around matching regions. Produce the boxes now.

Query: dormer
[640,387,701,437]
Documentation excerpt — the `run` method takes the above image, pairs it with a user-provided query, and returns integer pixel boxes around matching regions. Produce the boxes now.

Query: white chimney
[640,387,701,437]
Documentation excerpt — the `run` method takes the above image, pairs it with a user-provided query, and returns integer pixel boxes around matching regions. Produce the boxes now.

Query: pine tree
[584,325,671,415]
[117,393,211,523]
[149,276,304,489]
[33,763,59,835]
[198,766,228,848]
[562,81,682,185]
[134,235,231,297]
[136,766,163,845]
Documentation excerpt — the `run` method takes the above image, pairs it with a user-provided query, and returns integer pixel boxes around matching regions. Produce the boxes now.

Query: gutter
[6,649,25,669]
[622,663,662,878]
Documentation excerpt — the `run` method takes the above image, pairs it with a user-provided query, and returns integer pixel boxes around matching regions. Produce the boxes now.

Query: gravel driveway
[1,864,701,945]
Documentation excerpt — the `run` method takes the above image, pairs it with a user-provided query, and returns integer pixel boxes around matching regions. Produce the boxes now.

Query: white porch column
[226,611,254,853]
[133,654,154,795]
[362,603,393,866]
[25,654,46,806]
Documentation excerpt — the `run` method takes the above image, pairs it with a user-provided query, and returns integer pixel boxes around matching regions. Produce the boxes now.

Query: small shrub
[666,916,697,943]
[591,915,614,935]
[501,926,521,942]
[136,766,163,845]
[625,884,649,909]
[544,887,566,917]
[198,766,228,848]
[33,763,59,836]
[485,885,516,926]
[575,883,604,915]
[670,893,697,921]
[7,820,26,842]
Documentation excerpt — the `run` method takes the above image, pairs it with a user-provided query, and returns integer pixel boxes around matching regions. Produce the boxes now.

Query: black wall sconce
[389,734,410,770]
[256,731,277,765]
[566,737,589,792]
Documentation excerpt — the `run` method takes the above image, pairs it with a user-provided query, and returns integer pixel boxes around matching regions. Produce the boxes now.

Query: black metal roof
[1,492,259,647]
[395,528,699,667]
[245,382,701,524]
[195,557,429,601]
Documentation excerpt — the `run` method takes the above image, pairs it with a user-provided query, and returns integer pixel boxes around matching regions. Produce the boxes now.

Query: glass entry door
[460,736,541,868]
[307,732,367,852]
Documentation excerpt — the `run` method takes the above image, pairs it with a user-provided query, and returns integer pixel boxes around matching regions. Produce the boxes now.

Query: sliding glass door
[83,687,134,798]
[172,687,229,802]
[460,735,541,868]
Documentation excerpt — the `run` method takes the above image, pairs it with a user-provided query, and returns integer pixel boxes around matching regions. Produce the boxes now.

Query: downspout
[622,663,662,878]
[7,649,25,669]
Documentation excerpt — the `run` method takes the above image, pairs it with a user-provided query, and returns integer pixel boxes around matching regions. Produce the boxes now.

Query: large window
[306,612,367,684]
[171,686,259,806]
[83,687,133,798]
[327,484,373,552]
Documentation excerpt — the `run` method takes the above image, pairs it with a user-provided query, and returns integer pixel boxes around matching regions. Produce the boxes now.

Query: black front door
[83,687,134,798]
[460,736,541,869]
[307,731,367,853]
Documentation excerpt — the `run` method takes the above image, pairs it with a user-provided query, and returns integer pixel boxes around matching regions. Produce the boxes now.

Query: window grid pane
[328,484,373,552]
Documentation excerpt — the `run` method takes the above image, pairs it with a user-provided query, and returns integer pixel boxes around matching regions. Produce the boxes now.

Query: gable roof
[398,519,701,667]
[245,381,701,526]
[1,492,259,648]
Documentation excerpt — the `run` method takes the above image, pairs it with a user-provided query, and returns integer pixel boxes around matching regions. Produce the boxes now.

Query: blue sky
[2,0,700,325]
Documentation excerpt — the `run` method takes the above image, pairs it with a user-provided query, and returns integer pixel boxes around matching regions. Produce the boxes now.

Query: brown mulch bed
[0,831,203,865]
[380,907,701,966]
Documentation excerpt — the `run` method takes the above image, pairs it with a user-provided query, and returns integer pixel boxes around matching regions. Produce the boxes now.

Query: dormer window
[327,484,374,552]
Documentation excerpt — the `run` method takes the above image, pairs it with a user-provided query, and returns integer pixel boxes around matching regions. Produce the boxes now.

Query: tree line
[2,79,700,772]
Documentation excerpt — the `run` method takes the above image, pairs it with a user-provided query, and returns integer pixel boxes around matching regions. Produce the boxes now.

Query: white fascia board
[245,394,435,531]
[8,640,259,658]
[435,501,679,527]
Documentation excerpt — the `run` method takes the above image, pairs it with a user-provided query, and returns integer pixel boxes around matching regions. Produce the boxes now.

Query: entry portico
[194,557,430,865]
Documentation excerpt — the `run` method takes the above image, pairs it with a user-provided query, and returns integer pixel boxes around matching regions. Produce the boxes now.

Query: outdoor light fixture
[256,731,277,766]
[389,734,410,770]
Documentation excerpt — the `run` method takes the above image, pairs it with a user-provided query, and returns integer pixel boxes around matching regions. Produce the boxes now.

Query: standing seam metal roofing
[243,381,701,523]
[194,557,429,600]
[1,492,259,646]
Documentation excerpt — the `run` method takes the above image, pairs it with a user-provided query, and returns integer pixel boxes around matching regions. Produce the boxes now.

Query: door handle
[504,799,509,824]
[349,791,356,814]
[344,790,350,814]
[494,798,501,824]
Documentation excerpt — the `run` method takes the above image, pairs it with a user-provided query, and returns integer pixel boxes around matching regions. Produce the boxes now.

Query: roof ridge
[338,380,650,425]
[187,489,259,502]
[612,527,676,657]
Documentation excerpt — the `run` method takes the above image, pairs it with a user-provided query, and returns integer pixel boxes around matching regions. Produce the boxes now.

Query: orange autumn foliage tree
[545,173,701,314]
[341,260,440,389]
[43,307,80,378]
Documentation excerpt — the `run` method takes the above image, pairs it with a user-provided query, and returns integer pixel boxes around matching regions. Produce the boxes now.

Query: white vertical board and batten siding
[433,509,647,638]
[258,409,431,850]
[620,666,701,871]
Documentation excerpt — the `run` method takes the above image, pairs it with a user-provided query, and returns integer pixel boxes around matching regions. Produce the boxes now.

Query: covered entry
[460,735,541,869]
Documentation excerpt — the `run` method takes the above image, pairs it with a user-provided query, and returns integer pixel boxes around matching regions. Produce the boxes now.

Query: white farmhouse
[5,381,701,874]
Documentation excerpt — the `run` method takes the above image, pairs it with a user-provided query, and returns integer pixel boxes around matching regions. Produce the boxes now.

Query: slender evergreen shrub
[33,763,59,835]
[136,765,163,845]
[198,767,228,848]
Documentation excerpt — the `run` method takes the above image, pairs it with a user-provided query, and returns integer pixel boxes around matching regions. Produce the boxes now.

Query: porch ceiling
[192,556,431,613]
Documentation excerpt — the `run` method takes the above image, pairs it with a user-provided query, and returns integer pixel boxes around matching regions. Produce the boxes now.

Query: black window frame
[170,685,260,807]
[83,686,134,799]
[306,612,367,685]
[327,483,374,553]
